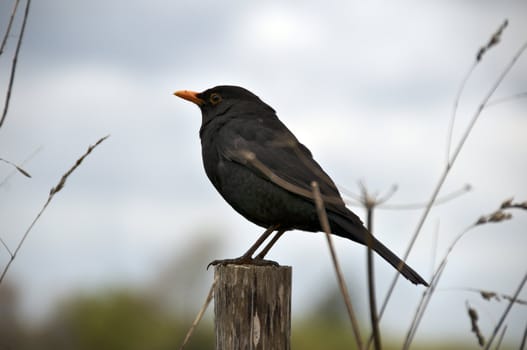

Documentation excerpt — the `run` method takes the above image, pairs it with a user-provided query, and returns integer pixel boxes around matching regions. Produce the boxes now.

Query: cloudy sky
[1,0,526,343]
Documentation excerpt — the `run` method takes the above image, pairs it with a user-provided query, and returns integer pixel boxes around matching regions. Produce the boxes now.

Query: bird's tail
[328,213,429,286]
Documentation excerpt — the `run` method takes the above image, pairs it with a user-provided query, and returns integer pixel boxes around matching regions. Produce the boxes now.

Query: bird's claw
[207,256,279,270]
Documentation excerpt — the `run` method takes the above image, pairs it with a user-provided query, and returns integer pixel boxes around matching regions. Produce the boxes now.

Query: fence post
[214,264,292,350]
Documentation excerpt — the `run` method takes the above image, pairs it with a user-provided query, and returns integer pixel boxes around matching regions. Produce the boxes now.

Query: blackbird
[174,85,428,286]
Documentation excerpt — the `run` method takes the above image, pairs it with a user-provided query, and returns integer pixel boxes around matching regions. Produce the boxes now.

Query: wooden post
[214,264,292,350]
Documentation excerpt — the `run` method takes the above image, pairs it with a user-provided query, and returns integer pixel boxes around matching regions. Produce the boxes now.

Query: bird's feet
[207,256,279,269]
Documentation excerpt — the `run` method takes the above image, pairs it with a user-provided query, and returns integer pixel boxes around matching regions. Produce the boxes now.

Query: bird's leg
[208,225,280,268]
[255,229,286,259]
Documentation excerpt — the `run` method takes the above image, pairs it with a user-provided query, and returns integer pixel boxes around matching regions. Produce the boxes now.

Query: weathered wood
[214,264,292,350]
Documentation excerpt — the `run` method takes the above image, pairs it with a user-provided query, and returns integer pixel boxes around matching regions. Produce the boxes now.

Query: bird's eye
[209,93,222,105]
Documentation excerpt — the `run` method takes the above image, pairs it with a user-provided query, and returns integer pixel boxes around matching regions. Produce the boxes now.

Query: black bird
[174,85,428,286]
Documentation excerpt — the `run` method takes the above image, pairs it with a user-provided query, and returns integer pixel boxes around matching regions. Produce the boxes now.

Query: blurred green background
[0,236,521,349]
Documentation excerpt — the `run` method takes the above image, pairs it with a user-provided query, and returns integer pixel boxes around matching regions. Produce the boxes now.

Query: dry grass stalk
[311,181,364,350]
[484,272,527,350]
[379,22,526,329]
[373,184,471,210]
[0,0,32,129]
[178,276,217,350]
[467,302,486,347]
[460,288,527,305]
[487,91,527,107]
[476,20,508,62]
[494,325,507,350]
[233,149,344,206]
[403,196,526,348]
[0,0,21,56]
[0,135,109,285]
[520,322,527,350]
[0,157,31,178]
[357,183,398,350]
[0,146,42,187]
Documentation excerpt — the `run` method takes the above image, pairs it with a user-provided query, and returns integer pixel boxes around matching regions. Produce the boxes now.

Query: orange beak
[173,90,205,106]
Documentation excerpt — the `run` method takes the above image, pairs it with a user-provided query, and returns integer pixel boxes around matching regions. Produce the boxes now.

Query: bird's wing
[219,113,351,218]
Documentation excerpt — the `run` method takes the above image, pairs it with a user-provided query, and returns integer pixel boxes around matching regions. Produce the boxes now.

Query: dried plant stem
[403,197,527,344]
[520,321,527,350]
[378,39,527,324]
[365,206,381,350]
[0,237,13,257]
[484,271,527,350]
[0,157,31,177]
[445,62,477,166]
[178,277,217,350]
[495,325,507,350]
[487,91,527,107]
[377,184,471,210]
[0,146,42,186]
[357,183,383,350]
[311,181,364,350]
[440,287,527,305]
[0,135,109,285]
[0,0,31,129]
[0,0,21,56]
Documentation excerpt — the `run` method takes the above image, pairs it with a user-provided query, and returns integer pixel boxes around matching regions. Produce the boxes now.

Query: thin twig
[484,271,527,350]
[0,135,109,285]
[0,0,31,129]
[311,181,364,350]
[378,35,527,324]
[0,0,21,56]
[178,276,217,350]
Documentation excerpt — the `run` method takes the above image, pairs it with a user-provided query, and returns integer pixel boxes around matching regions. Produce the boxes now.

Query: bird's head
[174,85,275,126]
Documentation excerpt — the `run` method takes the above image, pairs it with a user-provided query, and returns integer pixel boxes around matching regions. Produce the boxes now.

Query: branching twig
[378,27,526,325]
[311,181,364,350]
[178,276,217,350]
[0,135,109,285]
[0,0,31,129]
[484,271,527,350]
[0,0,21,56]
